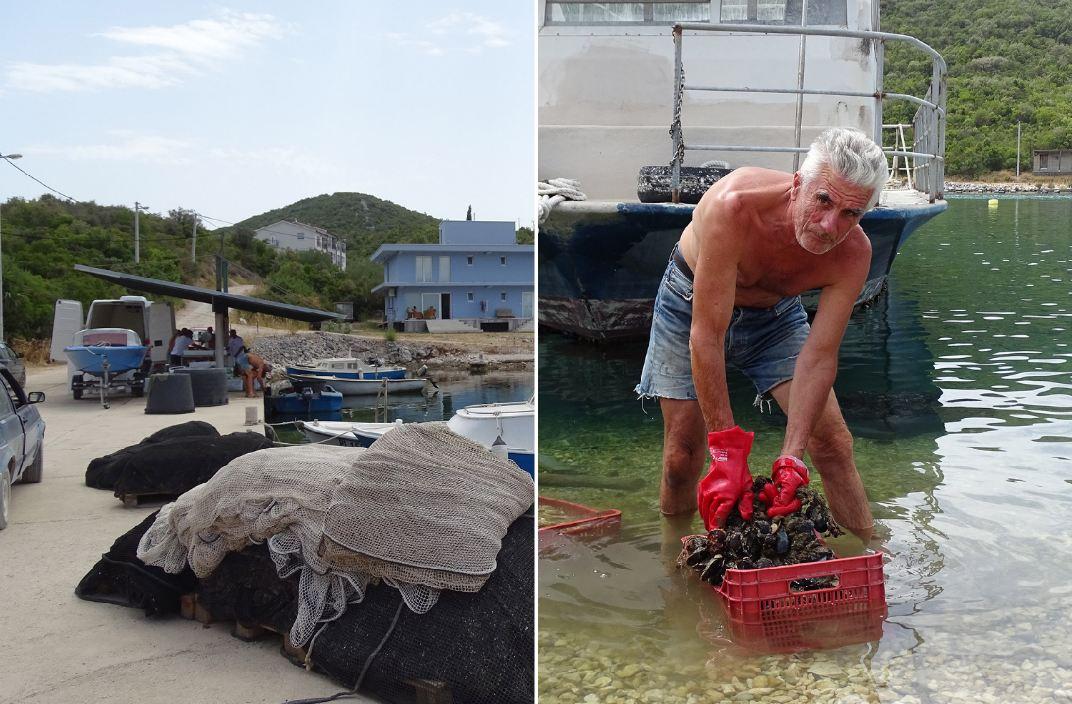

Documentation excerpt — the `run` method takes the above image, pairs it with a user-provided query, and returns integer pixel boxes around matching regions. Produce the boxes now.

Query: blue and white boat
[538,3,948,339]
[268,380,344,418]
[64,328,149,405]
[285,357,406,380]
[297,399,535,475]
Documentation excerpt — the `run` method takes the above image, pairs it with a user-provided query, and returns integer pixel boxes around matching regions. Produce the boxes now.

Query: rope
[262,421,359,447]
[537,178,586,224]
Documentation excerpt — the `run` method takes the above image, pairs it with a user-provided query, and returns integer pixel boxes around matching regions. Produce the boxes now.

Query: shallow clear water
[537,197,1072,704]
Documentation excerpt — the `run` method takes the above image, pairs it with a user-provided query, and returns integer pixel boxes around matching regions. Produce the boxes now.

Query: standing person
[233,346,256,397]
[634,127,887,540]
[169,328,194,366]
[246,349,270,394]
[227,329,245,359]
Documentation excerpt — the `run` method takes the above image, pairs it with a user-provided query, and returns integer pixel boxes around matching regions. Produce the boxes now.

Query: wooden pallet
[118,492,179,507]
[179,593,309,666]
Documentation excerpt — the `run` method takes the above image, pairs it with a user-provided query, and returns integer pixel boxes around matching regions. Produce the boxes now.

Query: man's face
[791,168,873,255]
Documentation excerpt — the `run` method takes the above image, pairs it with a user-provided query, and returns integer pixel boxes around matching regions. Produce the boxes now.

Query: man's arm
[781,235,869,457]
[689,200,743,433]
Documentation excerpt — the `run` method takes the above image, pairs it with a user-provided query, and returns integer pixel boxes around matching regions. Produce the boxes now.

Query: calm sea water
[538,197,1072,703]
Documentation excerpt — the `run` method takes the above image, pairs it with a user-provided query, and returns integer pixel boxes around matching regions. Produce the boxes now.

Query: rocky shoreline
[945,180,1072,194]
[246,331,533,375]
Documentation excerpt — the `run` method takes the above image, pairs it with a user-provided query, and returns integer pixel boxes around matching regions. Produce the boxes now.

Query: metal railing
[670,22,947,203]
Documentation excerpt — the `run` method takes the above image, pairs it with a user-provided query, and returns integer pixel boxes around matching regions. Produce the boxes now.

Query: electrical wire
[1,155,77,202]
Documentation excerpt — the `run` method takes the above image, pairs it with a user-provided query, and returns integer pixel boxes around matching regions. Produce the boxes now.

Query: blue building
[370,220,534,331]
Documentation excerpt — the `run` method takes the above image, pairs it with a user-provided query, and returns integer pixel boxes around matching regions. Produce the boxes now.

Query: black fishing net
[75,510,197,616]
[106,432,273,498]
[86,421,220,489]
[196,513,535,704]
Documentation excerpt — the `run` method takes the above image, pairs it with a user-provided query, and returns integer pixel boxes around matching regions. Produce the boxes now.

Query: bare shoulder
[695,168,787,233]
[828,227,872,284]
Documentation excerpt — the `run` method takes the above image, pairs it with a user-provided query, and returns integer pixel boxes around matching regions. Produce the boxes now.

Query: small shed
[1033,149,1072,176]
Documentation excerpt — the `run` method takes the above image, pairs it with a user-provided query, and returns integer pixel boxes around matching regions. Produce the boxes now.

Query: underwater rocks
[678,479,843,587]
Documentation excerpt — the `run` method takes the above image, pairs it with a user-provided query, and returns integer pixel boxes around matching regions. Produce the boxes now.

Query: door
[147,302,175,363]
[441,293,451,319]
[0,371,24,477]
[522,291,533,318]
[49,299,84,363]
[421,292,442,319]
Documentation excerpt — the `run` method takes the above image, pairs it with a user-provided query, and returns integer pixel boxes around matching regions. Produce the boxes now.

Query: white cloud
[25,132,338,178]
[27,132,196,164]
[6,11,285,93]
[389,12,511,56]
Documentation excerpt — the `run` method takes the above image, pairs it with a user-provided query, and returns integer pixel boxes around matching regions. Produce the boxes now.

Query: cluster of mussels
[678,476,844,587]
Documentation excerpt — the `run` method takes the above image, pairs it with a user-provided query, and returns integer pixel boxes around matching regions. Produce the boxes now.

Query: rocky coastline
[945,180,1072,194]
[246,331,533,375]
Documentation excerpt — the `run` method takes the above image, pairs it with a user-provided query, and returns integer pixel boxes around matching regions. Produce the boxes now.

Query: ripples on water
[538,197,1072,703]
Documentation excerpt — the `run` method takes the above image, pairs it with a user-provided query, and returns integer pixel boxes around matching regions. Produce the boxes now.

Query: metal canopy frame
[74,264,346,369]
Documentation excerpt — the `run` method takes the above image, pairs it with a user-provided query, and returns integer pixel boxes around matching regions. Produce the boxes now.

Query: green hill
[1,193,531,342]
[881,0,1072,177]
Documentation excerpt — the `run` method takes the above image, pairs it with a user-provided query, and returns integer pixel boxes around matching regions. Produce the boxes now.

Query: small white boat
[285,357,406,380]
[298,400,535,475]
[287,372,429,396]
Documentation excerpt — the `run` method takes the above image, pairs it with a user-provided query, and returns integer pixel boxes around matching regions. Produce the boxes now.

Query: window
[500,256,508,266]
[297,233,304,240]
[416,256,433,282]
[467,256,474,266]
[546,1,709,24]
[718,0,847,26]
[500,292,508,302]
[439,256,451,282]
[467,292,475,302]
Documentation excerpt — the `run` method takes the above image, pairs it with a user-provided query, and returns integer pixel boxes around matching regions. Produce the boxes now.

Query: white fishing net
[136,424,533,647]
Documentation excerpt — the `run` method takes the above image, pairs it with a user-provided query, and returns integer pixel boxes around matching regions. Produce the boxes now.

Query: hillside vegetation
[2,193,532,342]
[881,0,1072,177]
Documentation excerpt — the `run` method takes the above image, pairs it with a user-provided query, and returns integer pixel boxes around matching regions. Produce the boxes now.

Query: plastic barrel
[144,374,195,415]
[173,367,229,407]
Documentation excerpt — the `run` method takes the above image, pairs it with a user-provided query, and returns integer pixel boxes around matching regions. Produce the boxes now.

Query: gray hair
[799,127,889,210]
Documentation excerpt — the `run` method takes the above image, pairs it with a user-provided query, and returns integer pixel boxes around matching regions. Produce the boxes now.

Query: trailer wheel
[72,374,84,400]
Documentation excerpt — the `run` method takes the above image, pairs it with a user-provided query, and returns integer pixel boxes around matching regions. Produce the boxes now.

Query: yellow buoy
[988,198,999,207]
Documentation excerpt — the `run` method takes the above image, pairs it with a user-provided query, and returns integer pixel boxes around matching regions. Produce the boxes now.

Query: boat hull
[284,365,406,380]
[287,373,427,396]
[538,199,948,340]
[64,345,148,376]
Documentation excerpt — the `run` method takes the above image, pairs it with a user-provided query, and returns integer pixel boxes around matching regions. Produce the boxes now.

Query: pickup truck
[0,367,45,530]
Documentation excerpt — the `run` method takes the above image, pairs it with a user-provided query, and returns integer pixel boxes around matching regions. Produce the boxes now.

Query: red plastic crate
[717,552,887,652]
[538,496,621,549]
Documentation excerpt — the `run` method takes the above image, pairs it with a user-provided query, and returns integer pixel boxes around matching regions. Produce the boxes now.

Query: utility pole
[191,213,197,264]
[134,201,148,263]
[0,152,24,342]
[1016,121,1022,178]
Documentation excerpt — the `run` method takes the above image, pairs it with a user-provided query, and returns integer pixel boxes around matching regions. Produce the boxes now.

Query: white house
[253,219,347,269]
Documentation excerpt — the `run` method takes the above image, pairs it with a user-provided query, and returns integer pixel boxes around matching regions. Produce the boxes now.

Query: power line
[1,156,77,202]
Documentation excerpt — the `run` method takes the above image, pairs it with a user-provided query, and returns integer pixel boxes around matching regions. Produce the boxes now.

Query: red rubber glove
[697,426,755,530]
[766,455,810,517]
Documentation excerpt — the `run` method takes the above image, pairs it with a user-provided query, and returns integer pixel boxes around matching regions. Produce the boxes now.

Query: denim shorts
[635,250,810,401]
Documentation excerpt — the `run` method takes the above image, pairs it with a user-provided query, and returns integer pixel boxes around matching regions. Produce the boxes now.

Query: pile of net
[75,510,197,616]
[85,421,273,498]
[679,480,843,588]
[76,511,534,704]
[136,422,533,649]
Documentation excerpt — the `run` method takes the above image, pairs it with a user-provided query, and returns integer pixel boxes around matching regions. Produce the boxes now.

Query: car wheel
[19,446,42,484]
[0,467,11,530]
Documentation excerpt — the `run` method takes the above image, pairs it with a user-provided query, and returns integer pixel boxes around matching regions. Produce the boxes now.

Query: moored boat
[284,357,406,380]
[285,372,429,396]
[298,399,535,475]
[538,3,948,340]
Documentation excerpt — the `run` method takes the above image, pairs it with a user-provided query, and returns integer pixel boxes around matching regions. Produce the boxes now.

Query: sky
[0,2,534,229]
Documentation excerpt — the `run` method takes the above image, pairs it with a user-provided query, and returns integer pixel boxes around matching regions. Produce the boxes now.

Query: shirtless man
[635,127,888,539]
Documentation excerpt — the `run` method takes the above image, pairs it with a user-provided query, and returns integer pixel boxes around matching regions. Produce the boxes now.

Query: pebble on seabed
[537,597,1072,703]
